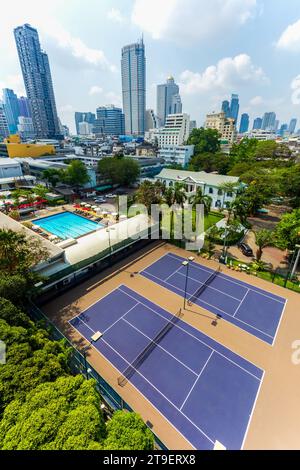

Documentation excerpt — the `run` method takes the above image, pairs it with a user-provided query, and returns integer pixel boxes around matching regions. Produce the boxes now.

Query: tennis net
[187,267,221,306]
[117,308,184,387]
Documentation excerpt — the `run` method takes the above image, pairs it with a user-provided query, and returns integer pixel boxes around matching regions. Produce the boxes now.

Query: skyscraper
[18,96,31,118]
[157,76,182,125]
[279,123,288,137]
[14,24,61,139]
[0,103,9,139]
[253,117,262,130]
[229,94,239,123]
[2,89,20,134]
[221,100,230,118]
[262,112,276,131]
[74,112,95,135]
[94,106,125,136]
[121,38,146,135]
[288,118,297,135]
[239,113,249,134]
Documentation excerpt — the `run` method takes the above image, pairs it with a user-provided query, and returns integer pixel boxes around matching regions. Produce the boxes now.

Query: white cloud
[131,0,257,42]
[89,86,103,96]
[0,74,25,96]
[104,91,122,107]
[107,8,125,24]
[59,104,74,113]
[179,54,267,95]
[291,75,300,104]
[276,19,300,52]
[249,95,264,106]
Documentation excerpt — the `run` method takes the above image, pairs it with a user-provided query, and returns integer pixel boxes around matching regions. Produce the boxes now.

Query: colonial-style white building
[156,168,241,209]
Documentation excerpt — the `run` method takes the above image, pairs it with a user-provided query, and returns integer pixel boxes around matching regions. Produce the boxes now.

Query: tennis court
[141,253,287,345]
[69,285,263,450]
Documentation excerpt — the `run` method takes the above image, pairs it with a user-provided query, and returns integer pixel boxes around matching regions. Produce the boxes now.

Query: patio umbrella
[119,215,127,220]
[112,212,118,217]
[80,202,85,206]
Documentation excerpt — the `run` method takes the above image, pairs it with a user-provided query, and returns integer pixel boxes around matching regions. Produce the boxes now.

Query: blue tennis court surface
[69,285,263,450]
[141,253,286,345]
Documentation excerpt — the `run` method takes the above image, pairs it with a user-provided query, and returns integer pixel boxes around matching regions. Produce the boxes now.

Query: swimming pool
[34,212,103,240]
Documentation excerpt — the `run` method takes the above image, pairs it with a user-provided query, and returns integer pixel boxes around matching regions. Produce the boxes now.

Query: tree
[187,128,221,154]
[41,168,62,188]
[275,209,300,250]
[135,180,163,212]
[189,187,212,216]
[98,157,140,186]
[0,229,49,276]
[102,411,154,450]
[0,274,33,305]
[230,138,258,163]
[33,185,48,199]
[281,164,300,207]
[0,376,106,450]
[0,297,32,328]
[62,160,90,190]
[254,229,273,261]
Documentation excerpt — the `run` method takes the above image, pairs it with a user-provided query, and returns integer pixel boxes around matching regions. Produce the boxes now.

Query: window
[215,200,221,208]
[227,192,233,197]
[209,187,213,194]
[218,189,223,196]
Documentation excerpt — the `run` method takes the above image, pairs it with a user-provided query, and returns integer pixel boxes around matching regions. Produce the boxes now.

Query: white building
[158,145,194,167]
[146,113,191,148]
[156,168,241,209]
[17,116,36,140]
[245,129,277,141]
[145,109,161,131]
[205,111,237,143]
[0,158,35,190]
[79,121,93,136]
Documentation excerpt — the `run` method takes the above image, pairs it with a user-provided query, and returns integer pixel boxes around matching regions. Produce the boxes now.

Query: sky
[2,0,300,133]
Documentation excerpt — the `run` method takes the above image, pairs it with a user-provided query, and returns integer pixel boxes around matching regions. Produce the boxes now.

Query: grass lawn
[162,210,224,236]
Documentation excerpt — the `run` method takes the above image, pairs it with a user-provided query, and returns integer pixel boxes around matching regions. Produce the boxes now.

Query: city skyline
[1,1,300,133]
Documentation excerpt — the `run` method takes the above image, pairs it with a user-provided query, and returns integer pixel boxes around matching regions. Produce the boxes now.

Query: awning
[95,185,113,191]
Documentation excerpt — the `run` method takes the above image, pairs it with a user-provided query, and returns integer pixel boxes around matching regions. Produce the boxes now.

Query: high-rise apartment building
[205,111,237,143]
[253,117,262,130]
[288,118,297,135]
[239,113,249,134]
[14,24,61,139]
[262,112,276,131]
[94,105,125,136]
[17,116,35,140]
[74,112,95,135]
[2,89,20,134]
[145,109,161,131]
[0,103,9,140]
[156,113,190,147]
[221,100,230,118]
[229,94,239,123]
[18,96,31,118]
[157,76,182,126]
[121,38,146,135]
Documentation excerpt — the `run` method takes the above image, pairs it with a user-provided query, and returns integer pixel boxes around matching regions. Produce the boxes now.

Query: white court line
[119,286,262,380]
[164,264,185,282]
[177,270,242,302]
[102,303,139,335]
[122,317,198,377]
[102,337,215,445]
[165,252,286,304]
[180,351,214,411]
[69,316,95,335]
[241,370,266,450]
[142,270,273,340]
[232,289,250,318]
[272,299,288,346]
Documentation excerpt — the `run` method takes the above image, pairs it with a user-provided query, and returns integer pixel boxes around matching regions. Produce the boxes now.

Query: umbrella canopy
[80,202,86,206]
[112,212,118,217]
[119,215,127,219]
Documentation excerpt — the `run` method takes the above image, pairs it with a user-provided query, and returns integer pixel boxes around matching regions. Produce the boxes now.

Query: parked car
[94,197,106,203]
[105,193,115,198]
[238,243,254,257]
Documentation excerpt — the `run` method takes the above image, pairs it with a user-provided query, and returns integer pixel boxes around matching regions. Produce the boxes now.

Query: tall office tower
[262,112,276,131]
[18,96,31,118]
[229,94,239,123]
[94,105,125,136]
[288,118,297,134]
[221,100,230,118]
[279,123,288,137]
[274,120,280,133]
[0,103,9,139]
[239,113,249,134]
[121,38,146,135]
[253,117,262,130]
[74,112,95,135]
[2,89,20,134]
[14,24,61,139]
[17,116,35,140]
[189,120,197,133]
[145,109,161,131]
[157,76,182,125]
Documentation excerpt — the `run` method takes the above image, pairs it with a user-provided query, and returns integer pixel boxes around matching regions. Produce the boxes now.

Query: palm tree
[219,182,239,215]
[189,187,212,216]
[254,229,273,261]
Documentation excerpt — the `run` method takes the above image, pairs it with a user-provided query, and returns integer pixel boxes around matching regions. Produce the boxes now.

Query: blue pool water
[34,212,103,240]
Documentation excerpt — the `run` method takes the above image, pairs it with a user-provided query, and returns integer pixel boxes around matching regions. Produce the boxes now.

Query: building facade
[221,100,230,118]
[14,24,61,139]
[0,104,9,140]
[94,105,125,136]
[18,96,31,118]
[288,118,297,135]
[157,113,190,147]
[205,111,237,143]
[156,168,240,209]
[229,94,239,123]
[239,113,249,134]
[17,116,36,140]
[74,112,95,135]
[2,89,20,134]
[157,76,182,126]
[121,39,146,135]
[262,112,276,131]
[145,109,161,131]
[158,145,194,167]
[253,117,262,130]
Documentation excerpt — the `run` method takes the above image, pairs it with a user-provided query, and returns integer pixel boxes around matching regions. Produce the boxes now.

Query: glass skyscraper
[239,113,249,134]
[2,89,20,134]
[74,112,95,135]
[157,76,182,125]
[221,100,230,118]
[229,94,239,123]
[288,118,297,134]
[94,106,125,136]
[121,38,146,135]
[253,117,262,130]
[18,96,31,118]
[262,112,276,131]
[14,24,61,139]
